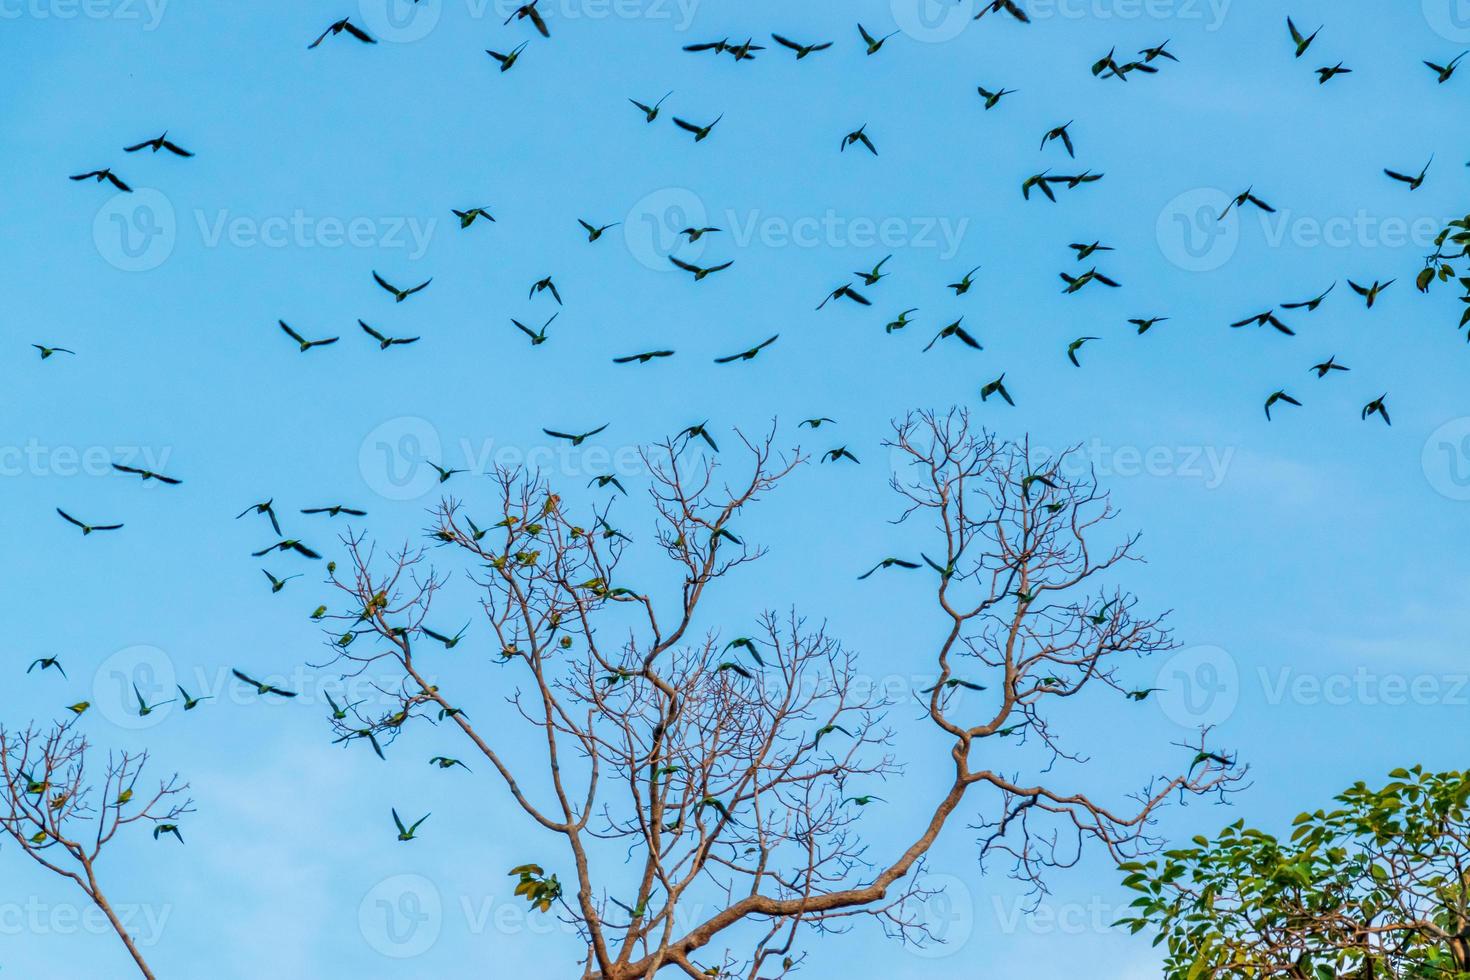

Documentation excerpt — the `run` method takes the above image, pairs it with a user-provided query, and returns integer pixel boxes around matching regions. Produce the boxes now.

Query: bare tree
[0,714,192,980]
[321,409,1245,979]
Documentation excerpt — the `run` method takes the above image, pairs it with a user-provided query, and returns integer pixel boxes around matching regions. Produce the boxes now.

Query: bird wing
[343,20,375,43]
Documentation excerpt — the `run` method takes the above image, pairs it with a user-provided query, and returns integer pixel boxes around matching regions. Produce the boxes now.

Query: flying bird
[236,500,281,535]
[1384,156,1433,190]
[629,92,671,122]
[1281,283,1335,311]
[251,539,322,559]
[858,557,919,579]
[359,320,419,349]
[452,207,495,228]
[372,271,431,303]
[857,23,898,55]
[885,309,917,333]
[309,18,375,48]
[578,219,619,241]
[683,37,731,54]
[840,125,877,155]
[821,447,859,463]
[69,169,131,192]
[231,669,298,698]
[1040,121,1075,157]
[1264,390,1302,420]
[714,335,778,363]
[1316,62,1352,83]
[124,132,193,156]
[613,349,676,364]
[980,374,1014,406]
[1069,241,1113,260]
[722,38,764,61]
[112,463,181,485]
[1021,171,1056,201]
[1139,40,1178,62]
[975,0,1029,22]
[1230,309,1294,335]
[27,657,66,678]
[1425,51,1467,82]
[678,422,719,452]
[529,275,562,303]
[1059,268,1120,293]
[512,313,558,345]
[855,255,891,285]
[1219,187,1275,219]
[948,266,982,295]
[771,33,832,58]
[485,42,529,71]
[1067,337,1098,366]
[672,114,722,142]
[1287,16,1320,57]
[504,0,549,36]
[301,505,366,518]
[1347,279,1394,308]
[1130,316,1169,334]
[977,85,1016,109]
[1309,356,1350,377]
[1361,394,1391,425]
[669,256,733,281]
[543,425,608,446]
[262,570,301,594]
[32,345,75,359]
[924,318,981,352]
[422,623,469,648]
[393,809,430,841]
[132,684,174,716]
[816,283,871,309]
[56,509,122,535]
[278,321,338,351]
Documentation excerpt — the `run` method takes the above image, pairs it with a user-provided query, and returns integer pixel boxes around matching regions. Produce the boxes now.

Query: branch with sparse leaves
[318,411,1245,979]
[0,714,192,980]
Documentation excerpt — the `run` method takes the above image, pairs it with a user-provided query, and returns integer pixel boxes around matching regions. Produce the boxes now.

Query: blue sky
[6,0,1470,976]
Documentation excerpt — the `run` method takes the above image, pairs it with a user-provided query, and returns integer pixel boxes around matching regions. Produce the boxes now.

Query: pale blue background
[5,0,1470,976]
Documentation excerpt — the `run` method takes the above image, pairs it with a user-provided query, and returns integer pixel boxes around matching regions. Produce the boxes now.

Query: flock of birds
[22,7,1467,843]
